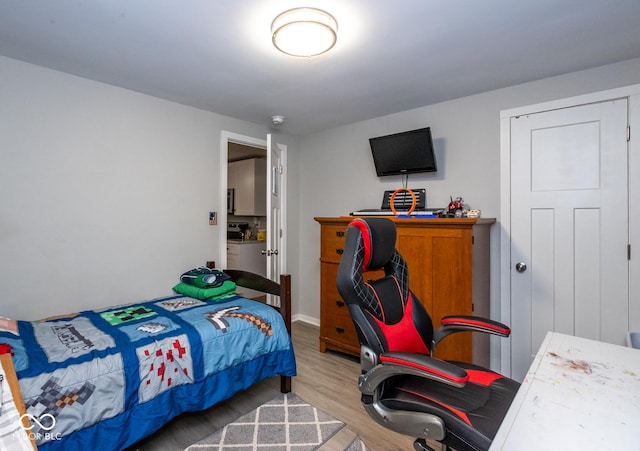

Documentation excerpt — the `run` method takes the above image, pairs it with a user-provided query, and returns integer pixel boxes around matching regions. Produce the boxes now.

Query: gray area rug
[185,393,369,451]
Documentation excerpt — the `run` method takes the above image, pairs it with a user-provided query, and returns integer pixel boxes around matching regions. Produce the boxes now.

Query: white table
[490,332,640,450]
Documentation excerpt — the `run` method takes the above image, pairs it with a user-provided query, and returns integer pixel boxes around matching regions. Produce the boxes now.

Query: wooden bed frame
[223,269,293,393]
[0,267,294,451]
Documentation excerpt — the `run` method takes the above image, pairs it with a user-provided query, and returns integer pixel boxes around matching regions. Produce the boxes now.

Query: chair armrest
[358,351,468,396]
[433,315,511,346]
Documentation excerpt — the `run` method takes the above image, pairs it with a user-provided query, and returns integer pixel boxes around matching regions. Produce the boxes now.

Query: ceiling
[1,1,640,136]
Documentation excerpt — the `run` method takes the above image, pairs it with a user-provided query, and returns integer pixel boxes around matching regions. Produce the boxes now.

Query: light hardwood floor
[126,321,435,451]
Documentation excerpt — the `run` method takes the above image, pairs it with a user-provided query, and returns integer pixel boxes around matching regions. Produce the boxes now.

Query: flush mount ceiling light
[271,7,338,57]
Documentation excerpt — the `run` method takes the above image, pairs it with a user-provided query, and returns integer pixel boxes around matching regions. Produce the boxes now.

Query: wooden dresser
[314,216,495,365]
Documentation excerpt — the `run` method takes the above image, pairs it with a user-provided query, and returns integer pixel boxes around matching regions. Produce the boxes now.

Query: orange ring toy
[389,188,416,216]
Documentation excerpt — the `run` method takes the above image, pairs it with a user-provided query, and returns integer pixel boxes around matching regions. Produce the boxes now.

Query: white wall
[3,53,640,328]
[296,57,640,328]
[0,56,299,320]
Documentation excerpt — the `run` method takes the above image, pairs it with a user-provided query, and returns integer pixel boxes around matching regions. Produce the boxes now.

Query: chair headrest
[348,218,397,270]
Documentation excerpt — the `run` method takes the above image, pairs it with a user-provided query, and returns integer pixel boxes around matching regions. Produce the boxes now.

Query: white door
[266,134,287,304]
[509,99,629,381]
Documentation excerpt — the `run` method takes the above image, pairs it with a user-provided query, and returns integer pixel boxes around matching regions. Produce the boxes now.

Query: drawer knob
[336,248,344,255]
[335,327,345,334]
[336,231,345,237]
[336,300,345,308]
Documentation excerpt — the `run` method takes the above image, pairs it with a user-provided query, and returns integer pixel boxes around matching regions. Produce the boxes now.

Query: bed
[0,269,296,451]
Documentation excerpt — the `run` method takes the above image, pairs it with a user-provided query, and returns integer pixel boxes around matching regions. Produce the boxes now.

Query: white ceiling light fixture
[271,7,338,57]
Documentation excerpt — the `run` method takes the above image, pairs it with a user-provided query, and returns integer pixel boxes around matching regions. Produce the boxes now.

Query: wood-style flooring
[126,321,437,451]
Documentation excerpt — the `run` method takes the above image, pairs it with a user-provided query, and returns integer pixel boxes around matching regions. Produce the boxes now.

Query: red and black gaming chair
[336,217,519,451]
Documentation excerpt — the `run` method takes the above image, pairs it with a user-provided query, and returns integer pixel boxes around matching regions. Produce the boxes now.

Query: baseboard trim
[292,314,319,327]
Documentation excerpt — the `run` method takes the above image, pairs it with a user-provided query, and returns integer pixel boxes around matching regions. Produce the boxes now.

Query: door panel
[510,99,629,381]
[266,134,286,305]
[574,208,601,338]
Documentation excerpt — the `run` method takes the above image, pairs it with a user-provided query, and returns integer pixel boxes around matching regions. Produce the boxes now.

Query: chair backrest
[336,218,434,356]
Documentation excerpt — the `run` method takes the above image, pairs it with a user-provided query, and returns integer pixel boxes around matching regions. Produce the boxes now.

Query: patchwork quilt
[0,294,296,451]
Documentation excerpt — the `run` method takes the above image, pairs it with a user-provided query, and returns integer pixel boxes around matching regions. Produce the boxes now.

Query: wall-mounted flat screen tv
[369,127,437,176]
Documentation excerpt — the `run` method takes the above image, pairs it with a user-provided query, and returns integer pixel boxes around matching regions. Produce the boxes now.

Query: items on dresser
[314,216,495,365]
[350,188,442,216]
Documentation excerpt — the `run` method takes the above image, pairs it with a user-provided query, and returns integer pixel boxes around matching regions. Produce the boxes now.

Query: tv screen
[369,127,437,176]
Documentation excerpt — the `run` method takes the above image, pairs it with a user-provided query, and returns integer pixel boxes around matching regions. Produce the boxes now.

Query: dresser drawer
[321,263,384,314]
[321,311,359,347]
[320,224,348,263]
[323,296,350,317]
[321,263,345,307]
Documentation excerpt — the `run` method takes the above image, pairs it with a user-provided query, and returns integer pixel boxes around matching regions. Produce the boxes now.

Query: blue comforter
[0,294,296,451]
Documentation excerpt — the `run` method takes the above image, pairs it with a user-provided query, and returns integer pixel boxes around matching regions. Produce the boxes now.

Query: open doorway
[218,131,287,299]
[226,142,267,299]
[218,132,266,268]
[221,137,267,299]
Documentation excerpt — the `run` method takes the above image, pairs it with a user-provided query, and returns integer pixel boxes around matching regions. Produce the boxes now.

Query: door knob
[515,262,527,273]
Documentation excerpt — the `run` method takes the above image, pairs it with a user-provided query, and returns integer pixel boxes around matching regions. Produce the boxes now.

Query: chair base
[414,438,448,451]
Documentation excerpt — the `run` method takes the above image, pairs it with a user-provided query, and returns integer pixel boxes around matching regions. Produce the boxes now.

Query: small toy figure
[446,196,465,218]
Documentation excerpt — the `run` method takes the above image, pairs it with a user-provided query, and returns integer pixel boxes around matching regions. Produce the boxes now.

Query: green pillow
[172,280,237,300]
